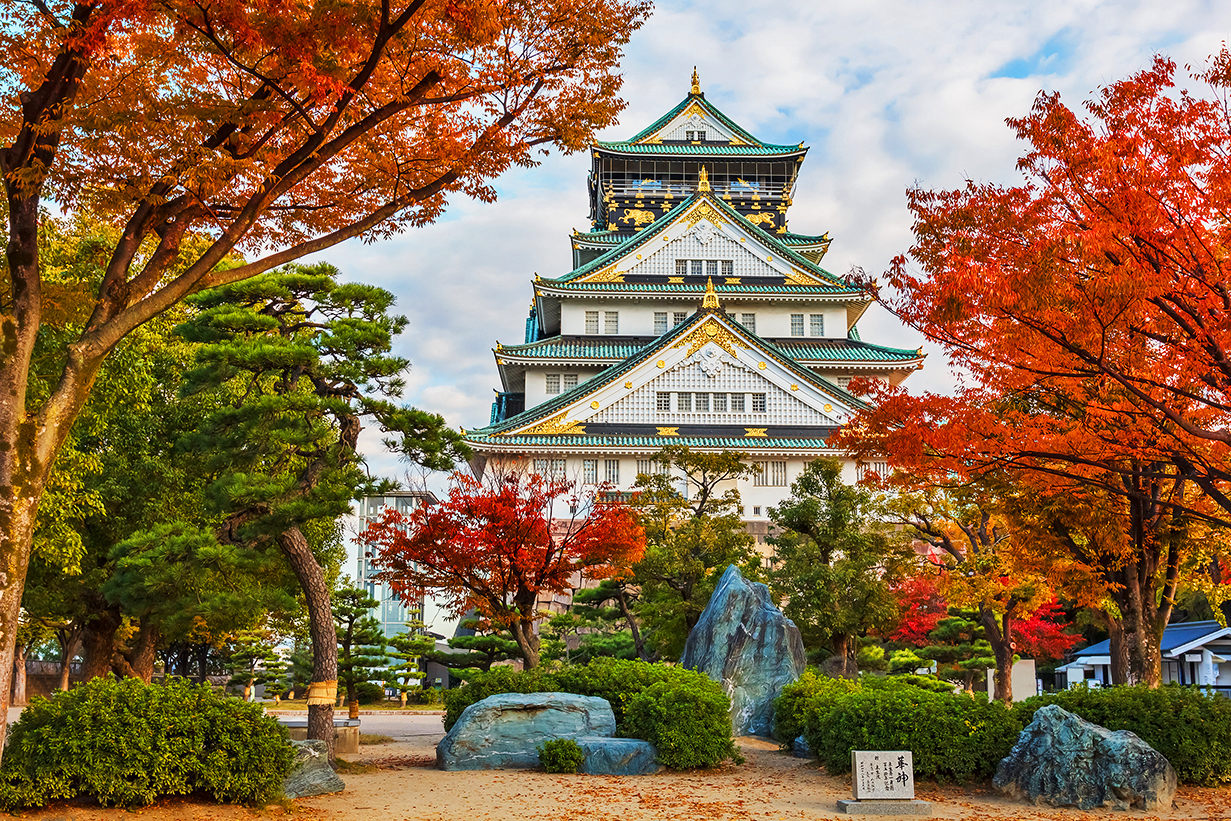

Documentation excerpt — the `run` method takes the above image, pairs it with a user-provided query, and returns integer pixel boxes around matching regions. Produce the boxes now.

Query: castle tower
[464,72,923,540]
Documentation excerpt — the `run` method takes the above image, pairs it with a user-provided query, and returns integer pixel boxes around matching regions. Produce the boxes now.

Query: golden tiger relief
[620,208,657,227]
[745,213,775,227]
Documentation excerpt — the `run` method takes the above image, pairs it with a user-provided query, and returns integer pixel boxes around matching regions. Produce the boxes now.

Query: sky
[315,0,1231,484]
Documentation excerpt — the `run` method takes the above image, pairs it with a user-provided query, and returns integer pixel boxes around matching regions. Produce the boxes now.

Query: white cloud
[321,0,1231,478]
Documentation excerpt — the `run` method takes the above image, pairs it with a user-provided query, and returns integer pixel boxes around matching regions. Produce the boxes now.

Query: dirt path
[11,736,1231,820]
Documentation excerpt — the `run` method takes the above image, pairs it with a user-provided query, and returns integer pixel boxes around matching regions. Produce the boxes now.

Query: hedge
[1016,685,1231,786]
[443,658,740,768]
[0,676,293,809]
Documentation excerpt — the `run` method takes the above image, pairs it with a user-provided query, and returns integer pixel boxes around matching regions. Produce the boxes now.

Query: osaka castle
[463,71,923,536]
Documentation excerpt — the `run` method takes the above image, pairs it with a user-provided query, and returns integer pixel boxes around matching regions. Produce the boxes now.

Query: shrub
[354,681,386,704]
[772,670,858,748]
[538,738,585,773]
[804,684,1021,783]
[443,659,739,769]
[0,676,292,809]
[1016,685,1231,786]
[624,677,744,769]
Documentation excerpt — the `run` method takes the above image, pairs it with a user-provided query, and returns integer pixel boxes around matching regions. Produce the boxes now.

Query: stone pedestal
[837,799,932,816]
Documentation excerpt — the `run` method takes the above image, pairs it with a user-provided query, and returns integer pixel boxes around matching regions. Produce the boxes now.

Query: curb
[265,709,446,716]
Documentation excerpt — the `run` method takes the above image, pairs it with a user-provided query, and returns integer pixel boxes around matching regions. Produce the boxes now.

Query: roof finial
[691,66,700,95]
[702,276,720,310]
[697,165,711,193]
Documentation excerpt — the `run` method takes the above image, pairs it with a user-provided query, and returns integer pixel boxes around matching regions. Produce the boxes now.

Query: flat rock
[681,564,806,736]
[993,704,1177,810]
[576,737,662,775]
[837,799,932,816]
[438,692,616,771]
[282,739,345,799]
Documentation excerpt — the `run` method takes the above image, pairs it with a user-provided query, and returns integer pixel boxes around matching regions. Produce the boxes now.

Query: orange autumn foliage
[360,471,645,668]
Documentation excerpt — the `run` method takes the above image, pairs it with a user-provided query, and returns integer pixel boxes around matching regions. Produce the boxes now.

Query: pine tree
[385,623,436,706]
[334,588,387,718]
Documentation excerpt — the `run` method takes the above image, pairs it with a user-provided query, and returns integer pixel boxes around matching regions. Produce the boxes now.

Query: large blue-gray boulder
[282,739,345,799]
[437,692,616,771]
[576,737,662,775]
[681,564,806,736]
[994,704,1177,811]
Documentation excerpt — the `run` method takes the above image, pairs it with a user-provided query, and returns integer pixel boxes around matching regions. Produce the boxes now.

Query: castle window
[714,393,728,412]
[731,393,745,412]
[791,314,804,336]
[534,458,566,478]
[677,392,692,412]
[751,393,766,412]
[673,311,688,326]
[810,314,824,336]
[604,311,619,334]
[685,130,695,140]
[721,260,734,277]
[740,313,756,333]
[654,312,668,334]
[706,260,719,278]
[545,374,560,395]
[585,310,599,334]
[695,392,710,412]
[837,376,852,390]
[657,392,671,411]
[583,459,598,484]
[605,459,620,484]
[754,461,787,487]
[563,374,578,390]
[676,259,688,276]
[690,260,703,277]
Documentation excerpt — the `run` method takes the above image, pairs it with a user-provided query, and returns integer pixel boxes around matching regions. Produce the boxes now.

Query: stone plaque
[852,751,915,800]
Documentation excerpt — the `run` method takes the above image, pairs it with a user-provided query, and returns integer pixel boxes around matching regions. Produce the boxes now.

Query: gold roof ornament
[697,166,711,193]
[691,66,700,95]
[702,276,720,310]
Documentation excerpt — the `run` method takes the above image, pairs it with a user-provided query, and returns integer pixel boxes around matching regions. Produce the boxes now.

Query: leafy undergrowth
[359,733,396,745]
[333,758,380,775]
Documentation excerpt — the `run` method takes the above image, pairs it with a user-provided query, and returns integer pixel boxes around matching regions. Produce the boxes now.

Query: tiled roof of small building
[499,335,920,363]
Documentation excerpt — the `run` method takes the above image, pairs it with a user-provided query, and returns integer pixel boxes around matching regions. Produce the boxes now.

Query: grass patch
[333,758,379,775]
[359,733,395,745]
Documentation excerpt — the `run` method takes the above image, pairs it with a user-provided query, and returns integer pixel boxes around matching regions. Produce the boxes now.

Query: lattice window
[545,374,560,395]
[791,314,804,336]
[690,260,703,276]
[706,260,719,278]
[741,313,756,333]
[636,459,669,476]
[676,259,688,276]
[731,393,745,412]
[585,311,599,334]
[627,230,783,280]
[810,314,824,336]
[583,459,598,484]
[654,312,668,335]
[695,392,710,412]
[714,393,728,412]
[677,392,692,412]
[721,260,734,277]
[837,376,852,390]
[753,461,787,486]
[656,392,671,411]
[860,461,889,481]
[563,374,578,390]
[752,393,766,412]
[673,311,688,326]
[534,458,566,478]
[604,311,619,334]
[605,459,620,484]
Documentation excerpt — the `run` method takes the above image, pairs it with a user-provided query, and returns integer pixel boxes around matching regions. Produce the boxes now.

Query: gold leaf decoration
[672,316,748,357]
[744,428,768,437]
[516,411,586,436]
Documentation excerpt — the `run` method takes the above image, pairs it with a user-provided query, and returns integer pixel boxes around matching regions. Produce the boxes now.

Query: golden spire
[697,166,711,193]
[702,276,720,309]
[691,66,700,95]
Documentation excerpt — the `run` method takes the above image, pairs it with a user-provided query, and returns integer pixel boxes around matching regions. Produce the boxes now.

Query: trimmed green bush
[1016,685,1231,786]
[0,676,293,809]
[803,681,1021,783]
[538,738,585,773]
[443,658,740,769]
[772,670,858,748]
[624,677,744,769]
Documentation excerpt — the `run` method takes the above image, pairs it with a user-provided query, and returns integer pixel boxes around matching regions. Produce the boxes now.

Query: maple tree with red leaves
[839,54,1231,688]
[885,575,947,646]
[360,471,645,669]
[0,0,650,754]
[1012,599,1081,662]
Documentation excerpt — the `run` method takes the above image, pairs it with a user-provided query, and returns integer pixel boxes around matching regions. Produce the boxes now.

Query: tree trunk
[980,608,1014,704]
[57,628,82,691]
[277,527,337,761]
[11,644,26,707]
[113,619,160,683]
[1104,615,1131,686]
[0,479,42,761]
[509,618,541,670]
[80,610,122,681]
[614,586,652,662]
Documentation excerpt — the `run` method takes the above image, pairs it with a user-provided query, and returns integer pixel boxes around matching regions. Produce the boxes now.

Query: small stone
[437,692,616,771]
[993,704,1177,811]
[681,564,806,736]
[282,739,345,799]
[837,799,932,816]
[792,734,811,759]
[576,737,662,775]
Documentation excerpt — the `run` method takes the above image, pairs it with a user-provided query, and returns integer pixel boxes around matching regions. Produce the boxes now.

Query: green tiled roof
[499,335,921,363]
[778,232,830,246]
[464,433,836,449]
[594,142,804,156]
[616,92,802,154]
[575,229,828,247]
[472,308,870,438]
[541,281,855,295]
[550,192,858,292]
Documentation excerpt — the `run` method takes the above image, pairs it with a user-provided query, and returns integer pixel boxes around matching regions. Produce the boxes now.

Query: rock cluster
[437,692,661,775]
[993,704,1177,811]
[681,564,806,736]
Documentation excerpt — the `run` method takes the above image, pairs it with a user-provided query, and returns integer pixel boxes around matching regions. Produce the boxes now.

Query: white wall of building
[558,299,847,340]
